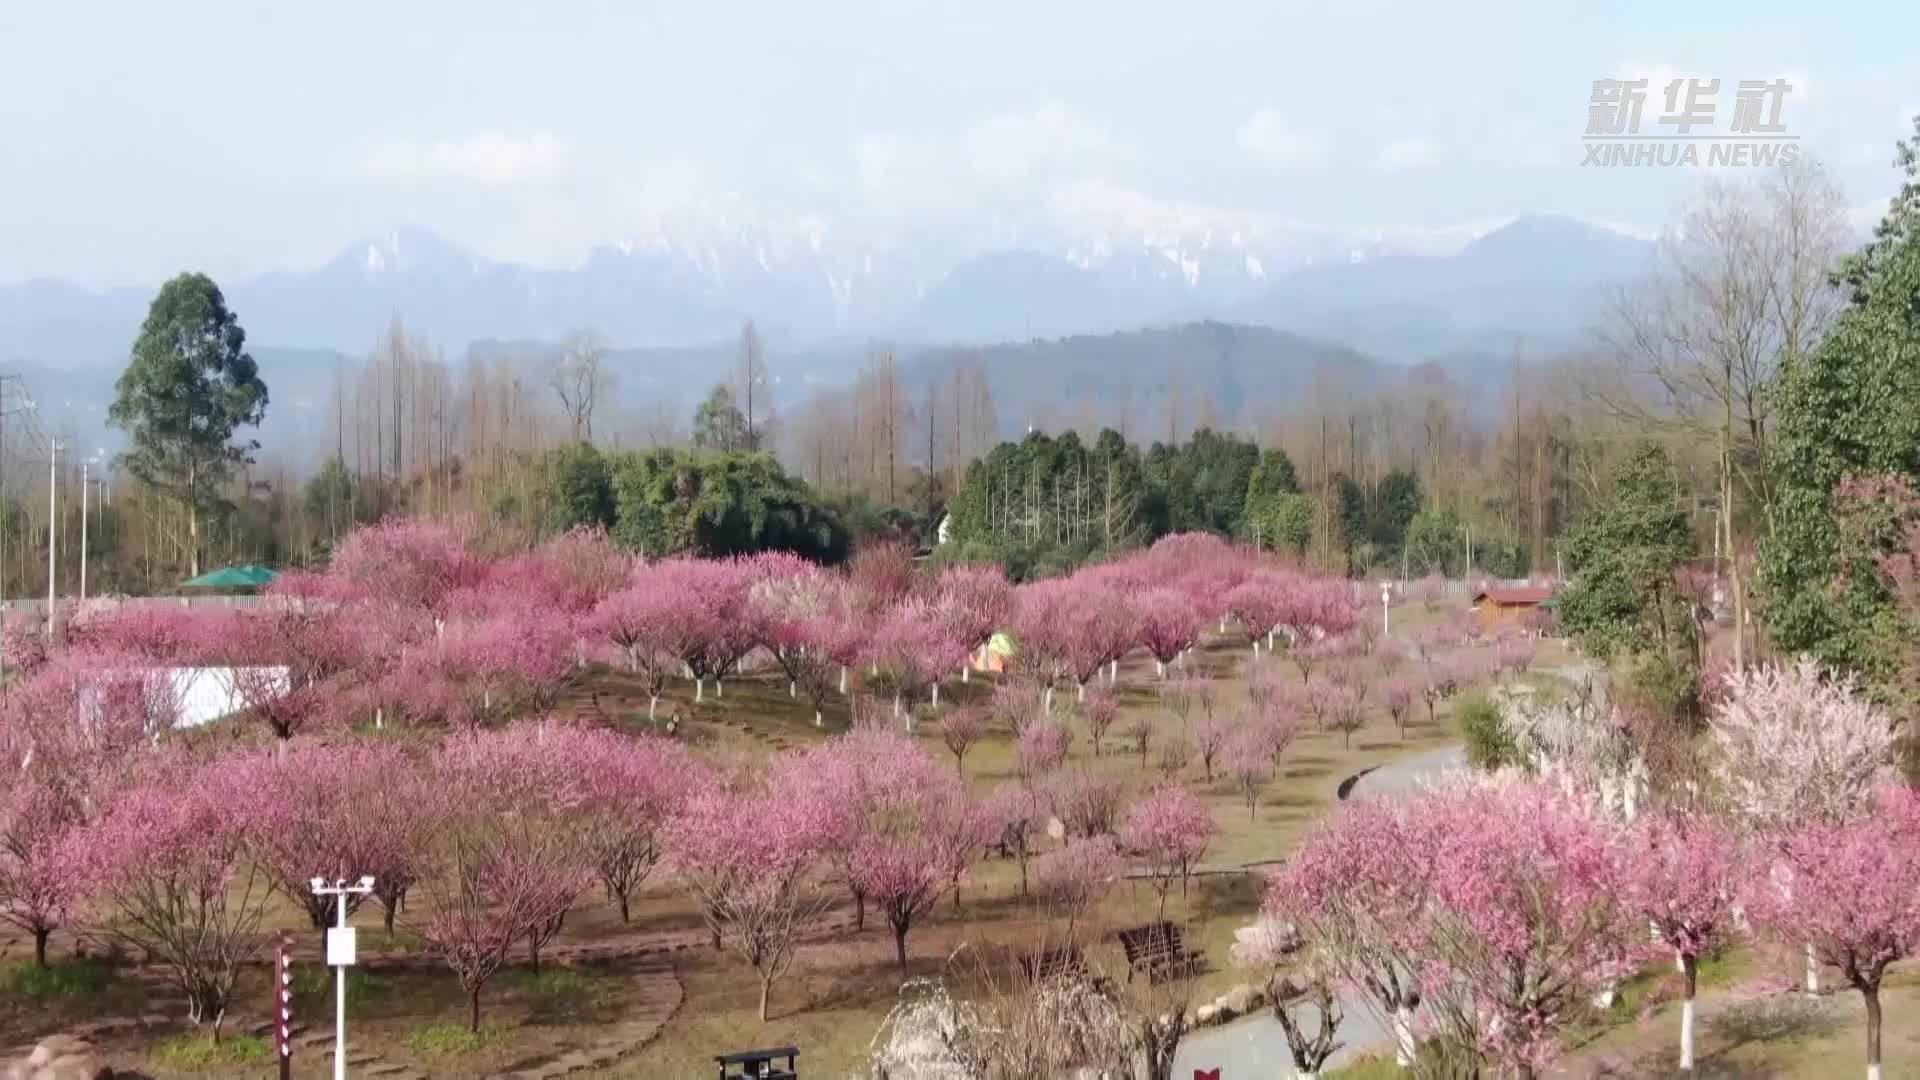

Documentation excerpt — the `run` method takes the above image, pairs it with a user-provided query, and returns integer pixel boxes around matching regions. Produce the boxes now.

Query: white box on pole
[326,927,357,967]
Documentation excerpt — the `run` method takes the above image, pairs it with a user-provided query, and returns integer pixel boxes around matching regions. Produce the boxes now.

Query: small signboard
[326,926,358,967]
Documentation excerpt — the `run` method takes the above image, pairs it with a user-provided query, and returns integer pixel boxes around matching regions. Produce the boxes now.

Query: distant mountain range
[0,214,1653,367]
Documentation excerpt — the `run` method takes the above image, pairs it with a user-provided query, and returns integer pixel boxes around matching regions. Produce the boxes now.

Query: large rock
[3,1035,113,1080]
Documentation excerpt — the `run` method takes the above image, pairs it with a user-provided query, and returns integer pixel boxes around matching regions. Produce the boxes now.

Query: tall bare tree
[1595,161,1849,667]
[549,328,611,442]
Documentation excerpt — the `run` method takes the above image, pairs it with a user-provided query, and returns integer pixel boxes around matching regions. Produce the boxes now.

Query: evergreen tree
[1558,442,1694,661]
[1761,114,1920,682]
[109,273,268,576]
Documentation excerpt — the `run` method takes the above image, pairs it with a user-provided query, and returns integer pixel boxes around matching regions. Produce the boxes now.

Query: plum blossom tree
[986,783,1046,898]
[1627,814,1743,1072]
[1226,727,1274,821]
[68,757,268,1041]
[327,518,482,622]
[1382,674,1419,739]
[989,678,1045,738]
[941,707,987,776]
[1048,771,1128,839]
[642,557,755,704]
[1121,786,1216,916]
[1121,714,1155,768]
[235,741,432,935]
[869,600,970,719]
[1710,659,1896,833]
[1190,711,1231,782]
[934,564,1013,683]
[1080,688,1120,755]
[588,583,685,720]
[668,758,833,1021]
[1746,786,1920,1080]
[848,751,980,967]
[1010,580,1079,713]
[414,730,593,1028]
[1018,720,1073,781]
[1311,680,1365,749]
[1034,837,1125,938]
[1409,780,1641,1078]
[1266,796,1436,1068]
[1136,588,1203,678]
[565,730,703,924]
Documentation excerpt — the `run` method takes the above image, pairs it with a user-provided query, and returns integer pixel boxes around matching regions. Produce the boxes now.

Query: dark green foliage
[1761,114,1920,682]
[1368,469,1424,549]
[946,428,1146,575]
[608,449,847,562]
[1557,443,1694,660]
[546,442,616,531]
[109,273,269,572]
[1457,692,1515,771]
[1144,428,1260,536]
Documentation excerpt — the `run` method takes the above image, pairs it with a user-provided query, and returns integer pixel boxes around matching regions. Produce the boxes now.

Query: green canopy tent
[179,564,278,591]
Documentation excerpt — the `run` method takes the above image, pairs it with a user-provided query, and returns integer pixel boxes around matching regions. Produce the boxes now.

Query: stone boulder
[3,1035,113,1080]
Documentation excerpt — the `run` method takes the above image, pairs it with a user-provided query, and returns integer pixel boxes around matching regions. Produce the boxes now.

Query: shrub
[1457,691,1516,771]
[2,957,114,1000]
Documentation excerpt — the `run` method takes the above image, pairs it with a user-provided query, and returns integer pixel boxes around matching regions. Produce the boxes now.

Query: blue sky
[1,0,1913,285]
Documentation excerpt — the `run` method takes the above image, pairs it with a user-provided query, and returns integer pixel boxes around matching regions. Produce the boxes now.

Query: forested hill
[899,321,1388,438]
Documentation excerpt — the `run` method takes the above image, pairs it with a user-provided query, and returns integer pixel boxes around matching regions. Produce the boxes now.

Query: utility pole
[79,457,91,602]
[46,439,57,631]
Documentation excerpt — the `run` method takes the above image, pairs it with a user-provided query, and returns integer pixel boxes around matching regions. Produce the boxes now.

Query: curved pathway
[1186,656,1603,1075]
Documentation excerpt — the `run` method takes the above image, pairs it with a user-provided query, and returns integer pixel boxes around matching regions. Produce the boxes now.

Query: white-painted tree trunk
[715,678,724,699]
[789,680,796,698]
[931,684,940,707]
[374,707,383,731]
[1077,682,1085,703]
[1677,948,1687,974]
[1806,945,1820,995]
[1394,1006,1416,1066]
[695,678,705,703]
[814,710,823,727]
[962,663,970,683]
[839,666,848,694]
[893,692,902,719]
[1156,659,1166,679]
[1108,659,1117,684]
[648,696,658,720]
[1268,629,1276,650]
[1593,983,1616,1008]
[1043,685,1054,714]
[1869,1063,1882,1080]
[1680,998,1695,1070]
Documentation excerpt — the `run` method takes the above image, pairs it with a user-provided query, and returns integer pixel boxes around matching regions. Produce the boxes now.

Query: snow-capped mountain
[0,213,1651,363]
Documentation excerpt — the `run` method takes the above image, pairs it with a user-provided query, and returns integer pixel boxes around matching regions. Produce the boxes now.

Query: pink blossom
[1120,785,1216,916]
[1018,720,1073,779]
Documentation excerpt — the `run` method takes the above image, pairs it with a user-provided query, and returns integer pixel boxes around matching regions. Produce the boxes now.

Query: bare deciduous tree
[549,328,611,442]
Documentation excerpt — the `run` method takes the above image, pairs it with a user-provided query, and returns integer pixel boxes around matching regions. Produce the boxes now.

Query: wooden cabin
[1470,584,1555,633]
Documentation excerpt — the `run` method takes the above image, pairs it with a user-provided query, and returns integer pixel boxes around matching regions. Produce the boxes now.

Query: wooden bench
[1116,921,1206,984]
[716,1046,799,1079]
[1019,945,1089,984]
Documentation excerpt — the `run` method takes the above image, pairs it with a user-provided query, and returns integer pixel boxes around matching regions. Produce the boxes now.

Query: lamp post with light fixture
[310,875,376,1080]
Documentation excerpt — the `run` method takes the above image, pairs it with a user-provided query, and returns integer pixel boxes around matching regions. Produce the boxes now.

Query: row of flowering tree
[1251,658,1914,1080]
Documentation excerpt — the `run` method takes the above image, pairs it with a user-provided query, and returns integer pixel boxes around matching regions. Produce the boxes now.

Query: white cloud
[363,132,569,184]
[1236,109,1322,170]
[966,101,1107,180]
[1376,137,1434,170]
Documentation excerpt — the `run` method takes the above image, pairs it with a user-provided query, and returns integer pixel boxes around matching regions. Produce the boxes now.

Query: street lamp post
[310,876,376,1080]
